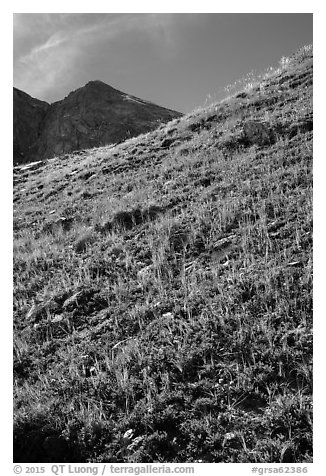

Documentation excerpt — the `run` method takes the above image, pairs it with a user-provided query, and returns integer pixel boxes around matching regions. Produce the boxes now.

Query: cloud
[20,31,68,63]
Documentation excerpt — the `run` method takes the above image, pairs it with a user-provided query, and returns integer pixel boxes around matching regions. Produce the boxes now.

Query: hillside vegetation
[13,46,313,463]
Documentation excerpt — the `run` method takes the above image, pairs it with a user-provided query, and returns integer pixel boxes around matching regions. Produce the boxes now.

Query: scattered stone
[162,312,174,319]
[50,315,65,324]
[123,429,134,441]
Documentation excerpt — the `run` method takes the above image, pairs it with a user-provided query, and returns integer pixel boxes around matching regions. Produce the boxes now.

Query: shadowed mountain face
[13,88,49,163]
[13,81,182,164]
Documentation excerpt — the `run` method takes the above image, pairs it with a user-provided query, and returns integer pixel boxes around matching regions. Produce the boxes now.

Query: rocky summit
[13,81,182,165]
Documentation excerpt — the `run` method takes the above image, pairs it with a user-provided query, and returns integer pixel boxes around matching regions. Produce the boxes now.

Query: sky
[13,13,312,114]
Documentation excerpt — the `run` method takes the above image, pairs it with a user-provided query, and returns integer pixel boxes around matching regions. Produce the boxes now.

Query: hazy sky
[13,13,312,113]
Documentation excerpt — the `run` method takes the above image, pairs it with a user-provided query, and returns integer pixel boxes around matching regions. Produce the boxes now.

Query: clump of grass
[74,230,95,253]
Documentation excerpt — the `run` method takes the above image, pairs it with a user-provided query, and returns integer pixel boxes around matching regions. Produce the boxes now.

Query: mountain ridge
[13,81,182,164]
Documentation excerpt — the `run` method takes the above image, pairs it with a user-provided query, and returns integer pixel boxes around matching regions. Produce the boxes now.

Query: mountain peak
[84,80,113,89]
[13,82,182,164]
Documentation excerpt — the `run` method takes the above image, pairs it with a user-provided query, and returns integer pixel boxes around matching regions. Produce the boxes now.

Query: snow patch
[123,95,147,105]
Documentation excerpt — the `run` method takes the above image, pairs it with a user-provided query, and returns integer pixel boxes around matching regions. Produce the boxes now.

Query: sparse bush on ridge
[13,46,313,463]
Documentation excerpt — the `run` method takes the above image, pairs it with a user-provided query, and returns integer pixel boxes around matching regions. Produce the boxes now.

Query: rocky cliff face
[13,88,49,164]
[13,81,182,164]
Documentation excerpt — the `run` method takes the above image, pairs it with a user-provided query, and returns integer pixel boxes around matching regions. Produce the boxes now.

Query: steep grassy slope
[13,46,313,463]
